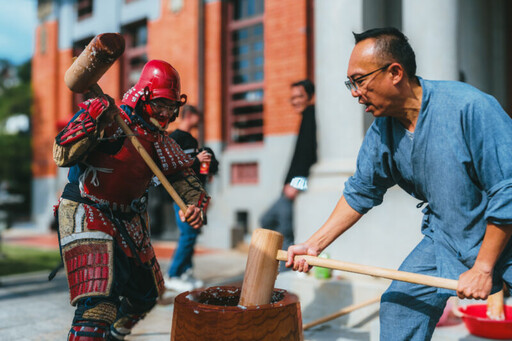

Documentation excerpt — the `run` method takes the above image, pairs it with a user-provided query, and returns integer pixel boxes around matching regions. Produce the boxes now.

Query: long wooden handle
[276,250,458,291]
[303,296,381,330]
[89,83,188,213]
[114,114,188,212]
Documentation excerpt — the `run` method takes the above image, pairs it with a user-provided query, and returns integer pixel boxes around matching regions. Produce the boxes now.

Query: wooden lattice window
[77,0,93,20]
[231,162,259,184]
[225,0,264,144]
[121,20,148,93]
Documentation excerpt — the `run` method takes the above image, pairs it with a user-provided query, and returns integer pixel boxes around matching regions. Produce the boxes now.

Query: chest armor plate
[80,114,192,205]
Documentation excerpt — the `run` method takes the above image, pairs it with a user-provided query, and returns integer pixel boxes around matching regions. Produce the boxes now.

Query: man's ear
[389,63,404,86]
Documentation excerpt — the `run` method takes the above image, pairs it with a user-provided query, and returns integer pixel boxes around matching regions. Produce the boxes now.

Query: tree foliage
[0,59,32,220]
[0,60,32,121]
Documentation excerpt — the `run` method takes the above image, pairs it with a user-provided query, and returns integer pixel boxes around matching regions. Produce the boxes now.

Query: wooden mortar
[171,286,303,340]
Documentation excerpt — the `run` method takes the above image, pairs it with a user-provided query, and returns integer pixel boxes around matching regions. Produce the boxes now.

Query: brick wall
[148,0,199,106]
[204,0,223,143]
[57,49,73,123]
[264,0,310,136]
[32,21,59,178]
[97,61,123,102]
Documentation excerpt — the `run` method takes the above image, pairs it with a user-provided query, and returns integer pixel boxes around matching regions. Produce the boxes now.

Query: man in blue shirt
[285,27,512,340]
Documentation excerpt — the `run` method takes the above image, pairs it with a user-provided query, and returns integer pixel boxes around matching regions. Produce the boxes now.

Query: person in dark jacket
[164,105,219,291]
[260,79,317,262]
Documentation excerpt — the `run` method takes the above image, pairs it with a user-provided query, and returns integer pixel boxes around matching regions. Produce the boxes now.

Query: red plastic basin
[459,304,512,340]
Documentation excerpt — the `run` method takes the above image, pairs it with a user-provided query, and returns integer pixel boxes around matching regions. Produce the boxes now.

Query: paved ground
[0,227,499,340]
[0,227,247,341]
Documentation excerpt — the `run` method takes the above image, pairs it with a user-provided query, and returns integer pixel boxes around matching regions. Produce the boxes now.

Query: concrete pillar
[32,177,57,231]
[488,0,507,105]
[294,0,424,271]
[313,0,364,177]
[458,0,490,91]
[295,0,364,247]
[402,0,458,80]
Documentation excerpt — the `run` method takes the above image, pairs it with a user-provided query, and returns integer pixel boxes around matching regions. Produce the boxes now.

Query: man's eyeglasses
[345,64,391,92]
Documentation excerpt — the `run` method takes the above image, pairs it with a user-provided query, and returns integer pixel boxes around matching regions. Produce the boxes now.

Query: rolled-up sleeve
[343,123,396,214]
[486,179,512,224]
[464,95,512,225]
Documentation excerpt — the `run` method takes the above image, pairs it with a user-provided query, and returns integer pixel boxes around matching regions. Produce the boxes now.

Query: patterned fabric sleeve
[343,120,396,214]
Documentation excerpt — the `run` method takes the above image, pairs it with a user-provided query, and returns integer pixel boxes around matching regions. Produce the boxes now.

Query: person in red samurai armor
[53,60,210,340]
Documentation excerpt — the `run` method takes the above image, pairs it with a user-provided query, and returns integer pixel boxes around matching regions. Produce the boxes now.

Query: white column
[294,0,364,244]
[313,0,364,180]
[458,0,489,91]
[402,0,458,80]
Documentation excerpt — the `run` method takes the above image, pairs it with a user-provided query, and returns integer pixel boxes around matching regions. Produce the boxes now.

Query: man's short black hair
[292,79,315,99]
[181,104,201,118]
[353,27,417,78]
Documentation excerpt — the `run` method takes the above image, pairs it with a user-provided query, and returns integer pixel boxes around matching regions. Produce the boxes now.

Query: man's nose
[350,88,360,98]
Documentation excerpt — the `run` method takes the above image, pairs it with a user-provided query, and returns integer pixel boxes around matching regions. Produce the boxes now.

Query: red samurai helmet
[122,60,187,128]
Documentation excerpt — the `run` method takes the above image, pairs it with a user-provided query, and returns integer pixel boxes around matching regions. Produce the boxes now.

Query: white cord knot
[79,163,113,189]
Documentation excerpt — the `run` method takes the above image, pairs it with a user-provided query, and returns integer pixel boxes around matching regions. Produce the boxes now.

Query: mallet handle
[276,250,458,291]
[114,114,188,212]
[88,84,188,213]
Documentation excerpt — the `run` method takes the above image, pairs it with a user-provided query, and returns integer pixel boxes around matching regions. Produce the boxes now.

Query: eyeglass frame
[345,63,391,92]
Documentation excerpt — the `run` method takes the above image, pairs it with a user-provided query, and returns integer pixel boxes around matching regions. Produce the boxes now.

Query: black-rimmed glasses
[345,64,391,92]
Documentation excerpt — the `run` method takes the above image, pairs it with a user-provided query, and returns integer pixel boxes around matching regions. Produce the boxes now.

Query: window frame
[76,0,93,21]
[120,19,149,96]
[224,0,265,146]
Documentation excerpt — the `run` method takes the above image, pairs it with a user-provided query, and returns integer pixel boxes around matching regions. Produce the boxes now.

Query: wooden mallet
[239,228,458,306]
[64,32,188,213]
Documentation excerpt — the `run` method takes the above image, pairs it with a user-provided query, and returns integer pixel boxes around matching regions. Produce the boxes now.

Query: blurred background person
[164,105,219,292]
[260,79,317,269]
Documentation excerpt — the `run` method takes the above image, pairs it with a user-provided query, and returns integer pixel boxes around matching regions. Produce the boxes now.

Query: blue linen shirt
[344,77,512,291]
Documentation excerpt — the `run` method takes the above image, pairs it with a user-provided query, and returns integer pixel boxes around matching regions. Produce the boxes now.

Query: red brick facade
[31,0,313,178]
[149,1,200,108]
[204,1,224,142]
[264,0,312,136]
[32,21,59,178]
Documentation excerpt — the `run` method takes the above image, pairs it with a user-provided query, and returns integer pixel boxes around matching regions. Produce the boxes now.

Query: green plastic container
[314,253,332,279]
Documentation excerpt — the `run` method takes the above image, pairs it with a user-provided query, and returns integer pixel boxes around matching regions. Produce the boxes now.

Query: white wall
[199,135,296,249]
[32,177,58,231]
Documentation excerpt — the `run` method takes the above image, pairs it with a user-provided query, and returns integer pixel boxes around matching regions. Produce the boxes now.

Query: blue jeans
[168,203,200,277]
[260,195,293,271]
[260,195,294,250]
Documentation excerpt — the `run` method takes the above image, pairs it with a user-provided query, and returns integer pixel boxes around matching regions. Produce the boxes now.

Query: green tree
[0,59,32,222]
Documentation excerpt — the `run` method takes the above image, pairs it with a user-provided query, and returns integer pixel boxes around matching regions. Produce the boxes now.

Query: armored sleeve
[167,168,210,211]
[53,97,118,167]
